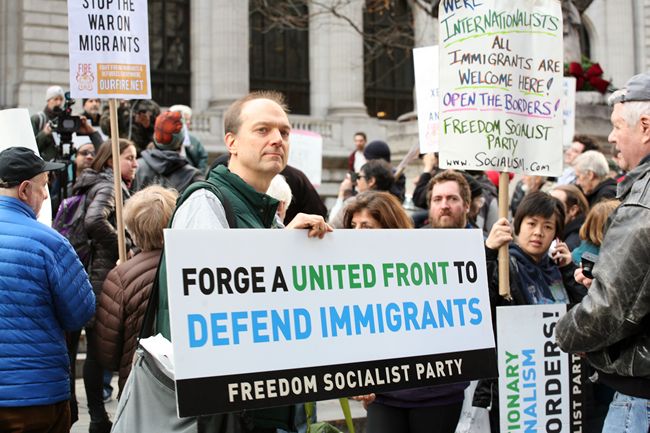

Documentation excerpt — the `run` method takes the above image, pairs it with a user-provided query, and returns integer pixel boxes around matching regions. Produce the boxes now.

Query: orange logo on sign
[76,63,95,91]
[96,64,148,95]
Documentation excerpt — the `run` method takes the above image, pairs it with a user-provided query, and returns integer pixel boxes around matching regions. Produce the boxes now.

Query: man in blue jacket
[0,146,96,432]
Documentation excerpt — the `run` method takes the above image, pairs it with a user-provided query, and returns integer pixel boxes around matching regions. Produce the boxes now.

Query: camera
[50,91,81,152]
[581,252,598,279]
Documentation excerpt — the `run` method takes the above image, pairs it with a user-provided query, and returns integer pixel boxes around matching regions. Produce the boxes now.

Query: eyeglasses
[352,173,366,182]
[78,150,95,157]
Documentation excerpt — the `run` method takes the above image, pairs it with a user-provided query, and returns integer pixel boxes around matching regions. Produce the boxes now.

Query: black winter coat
[73,168,131,297]
[586,178,617,207]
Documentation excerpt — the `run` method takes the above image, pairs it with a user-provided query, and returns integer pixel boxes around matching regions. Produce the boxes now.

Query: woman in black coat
[73,139,138,433]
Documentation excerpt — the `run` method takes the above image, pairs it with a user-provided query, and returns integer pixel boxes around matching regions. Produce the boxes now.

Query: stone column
[413,2,438,48]
[208,1,249,110]
[412,3,438,110]
[309,2,330,118]
[190,0,212,112]
[0,0,19,108]
[327,0,367,117]
[585,0,635,89]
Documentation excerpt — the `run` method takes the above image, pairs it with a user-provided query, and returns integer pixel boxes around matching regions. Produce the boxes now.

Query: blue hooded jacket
[0,196,95,407]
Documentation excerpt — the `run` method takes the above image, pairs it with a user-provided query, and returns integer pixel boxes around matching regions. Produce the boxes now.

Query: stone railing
[288,115,335,139]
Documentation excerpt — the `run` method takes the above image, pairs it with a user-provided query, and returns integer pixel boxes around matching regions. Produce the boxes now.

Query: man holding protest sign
[556,73,650,433]
[157,91,331,432]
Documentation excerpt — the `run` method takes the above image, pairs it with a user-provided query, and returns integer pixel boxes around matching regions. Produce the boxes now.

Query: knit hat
[462,173,483,200]
[486,170,514,188]
[154,111,184,151]
[46,85,64,101]
[363,140,391,163]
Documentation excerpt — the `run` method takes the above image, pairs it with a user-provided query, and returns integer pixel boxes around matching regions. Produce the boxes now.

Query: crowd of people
[0,71,648,433]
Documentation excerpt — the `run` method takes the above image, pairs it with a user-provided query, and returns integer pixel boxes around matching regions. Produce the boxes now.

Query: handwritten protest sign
[414,45,440,154]
[438,0,563,176]
[165,229,497,416]
[563,77,577,145]
[288,130,323,186]
[67,0,151,99]
[498,305,585,433]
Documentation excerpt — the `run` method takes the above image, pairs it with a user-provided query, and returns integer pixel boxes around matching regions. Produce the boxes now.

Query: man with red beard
[427,170,472,229]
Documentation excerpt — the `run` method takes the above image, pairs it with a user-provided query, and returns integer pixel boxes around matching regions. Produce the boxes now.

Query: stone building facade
[1,0,648,180]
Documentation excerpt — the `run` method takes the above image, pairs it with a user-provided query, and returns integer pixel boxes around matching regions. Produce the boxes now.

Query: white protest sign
[0,108,53,225]
[288,130,323,186]
[165,229,497,417]
[438,0,563,176]
[414,45,440,154]
[67,0,151,99]
[563,77,577,145]
[497,305,585,433]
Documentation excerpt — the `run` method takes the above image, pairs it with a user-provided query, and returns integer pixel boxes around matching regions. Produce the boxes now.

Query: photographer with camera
[30,86,105,213]
[31,86,65,162]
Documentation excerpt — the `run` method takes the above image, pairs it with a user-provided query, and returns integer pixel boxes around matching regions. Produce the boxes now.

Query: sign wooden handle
[498,172,510,299]
[109,99,127,264]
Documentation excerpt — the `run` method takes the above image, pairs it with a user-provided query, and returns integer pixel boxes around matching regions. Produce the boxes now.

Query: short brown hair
[573,135,599,152]
[579,199,620,246]
[123,185,178,251]
[223,91,288,135]
[343,191,413,229]
[427,170,471,207]
[552,184,589,217]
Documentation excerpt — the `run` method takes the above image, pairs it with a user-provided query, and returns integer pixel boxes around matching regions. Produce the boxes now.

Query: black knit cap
[461,173,483,200]
[363,140,391,163]
[0,147,65,187]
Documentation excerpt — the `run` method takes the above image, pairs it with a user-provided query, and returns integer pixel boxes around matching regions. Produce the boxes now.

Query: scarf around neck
[510,244,568,305]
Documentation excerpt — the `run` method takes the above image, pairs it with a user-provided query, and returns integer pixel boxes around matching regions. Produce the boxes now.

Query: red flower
[590,77,610,94]
[566,60,610,94]
[568,62,583,76]
[585,63,603,79]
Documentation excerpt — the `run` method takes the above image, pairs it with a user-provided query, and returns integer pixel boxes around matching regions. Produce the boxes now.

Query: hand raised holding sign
[286,213,333,239]
[485,217,513,250]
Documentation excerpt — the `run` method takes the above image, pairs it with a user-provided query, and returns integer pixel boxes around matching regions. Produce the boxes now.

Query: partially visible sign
[563,77,577,146]
[414,45,440,154]
[288,130,323,186]
[165,229,497,417]
[0,108,52,224]
[497,305,585,433]
[67,0,151,99]
[438,0,564,176]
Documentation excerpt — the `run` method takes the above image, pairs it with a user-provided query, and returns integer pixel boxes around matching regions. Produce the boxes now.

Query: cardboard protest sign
[287,130,323,186]
[164,229,497,417]
[563,77,577,145]
[67,0,151,99]
[438,0,563,176]
[497,305,586,433]
[414,45,440,154]
[0,109,53,225]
